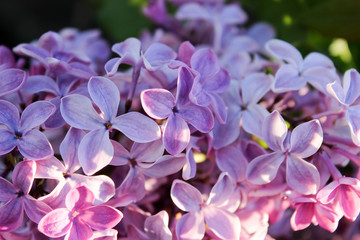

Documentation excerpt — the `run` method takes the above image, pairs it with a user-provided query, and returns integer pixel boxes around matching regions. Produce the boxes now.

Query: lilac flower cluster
[1,1,360,239]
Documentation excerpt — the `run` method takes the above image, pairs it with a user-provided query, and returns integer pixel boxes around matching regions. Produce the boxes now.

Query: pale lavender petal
[0,128,17,155]
[212,109,241,149]
[220,3,247,24]
[142,155,186,178]
[38,180,69,209]
[47,57,72,75]
[190,81,212,106]
[175,211,205,240]
[112,112,161,143]
[290,120,323,158]
[163,114,190,155]
[111,38,141,65]
[265,39,302,67]
[80,206,123,230]
[0,198,24,232]
[241,73,272,106]
[326,80,346,104]
[176,66,195,106]
[0,177,16,201]
[178,41,196,66]
[60,127,85,173]
[12,160,36,193]
[60,94,105,130]
[179,103,213,133]
[13,44,50,65]
[262,110,287,151]
[23,195,52,223]
[273,65,306,93]
[183,148,196,180]
[303,67,339,94]
[43,97,66,129]
[65,185,94,211]
[140,89,175,119]
[316,180,340,204]
[209,93,227,124]
[0,99,19,130]
[302,52,335,71]
[78,129,113,175]
[0,69,27,97]
[216,145,247,182]
[144,211,172,240]
[38,31,63,52]
[34,157,65,179]
[171,180,203,212]
[203,206,240,240]
[104,57,122,76]
[19,101,55,132]
[346,105,360,146]
[207,173,237,208]
[18,129,54,160]
[65,218,93,240]
[38,208,71,238]
[203,69,230,94]
[88,77,120,121]
[176,3,210,20]
[131,139,164,167]
[110,140,130,166]
[191,48,220,78]
[246,152,285,184]
[242,105,269,137]
[286,154,320,195]
[143,43,177,71]
[343,69,360,105]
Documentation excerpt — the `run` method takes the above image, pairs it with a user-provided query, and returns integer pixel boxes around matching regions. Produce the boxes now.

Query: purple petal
[142,155,186,178]
[60,127,85,173]
[273,64,306,93]
[0,46,15,69]
[203,206,240,240]
[38,180,69,209]
[179,103,214,133]
[290,203,314,231]
[171,179,203,212]
[78,129,113,175]
[176,66,195,106]
[143,43,177,71]
[241,73,272,106]
[112,112,161,143]
[303,67,339,94]
[0,177,16,201]
[176,211,205,240]
[183,148,197,180]
[0,198,24,232]
[0,69,27,97]
[302,52,335,71]
[343,69,360,105]
[80,205,122,230]
[140,89,175,119]
[131,139,164,167]
[65,185,94,211]
[242,105,269,137]
[88,76,120,121]
[34,157,65,179]
[43,97,66,129]
[163,114,190,155]
[13,44,50,66]
[38,31,63,52]
[326,80,346,104]
[66,218,93,240]
[191,48,220,78]
[265,39,302,67]
[347,105,360,145]
[12,160,36,193]
[0,99,19,130]
[23,195,52,223]
[178,41,196,66]
[246,152,285,184]
[190,80,212,106]
[216,145,248,182]
[0,128,16,156]
[290,120,323,158]
[110,140,131,166]
[144,211,172,240]
[18,129,54,160]
[220,3,247,24]
[209,93,227,124]
[286,154,320,195]
[212,109,241,149]
[207,173,238,208]
[19,100,56,132]
[38,208,71,238]
[61,94,105,130]
[176,3,210,20]
[104,57,122,76]
[262,110,288,151]
[203,69,230,93]
[112,38,141,65]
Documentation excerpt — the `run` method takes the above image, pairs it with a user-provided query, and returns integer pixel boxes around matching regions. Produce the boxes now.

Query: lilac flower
[171,173,241,240]
[38,185,123,240]
[0,160,52,232]
[141,66,214,155]
[246,110,323,194]
[60,76,161,175]
[266,39,338,93]
[0,100,55,159]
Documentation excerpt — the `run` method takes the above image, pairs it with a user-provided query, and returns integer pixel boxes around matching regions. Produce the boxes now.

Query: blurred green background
[1,0,360,73]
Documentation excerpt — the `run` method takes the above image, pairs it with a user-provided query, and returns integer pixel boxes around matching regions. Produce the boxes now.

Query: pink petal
[78,129,113,175]
[80,205,123,230]
[88,76,120,121]
[65,218,93,240]
[339,185,360,221]
[317,180,341,204]
[314,203,340,232]
[19,101,55,132]
[12,160,36,194]
[203,206,241,240]
[286,154,320,195]
[290,203,314,231]
[246,152,285,185]
[0,177,16,201]
[171,180,203,212]
[175,211,205,240]
[0,198,24,232]
[140,89,175,119]
[112,112,161,143]
[65,185,94,211]
[290,119,323,158]
[23,195,52,223]
[262,110,287,151]
[163,114,190,155]
[0,69,27,97]
[17,129,54,160]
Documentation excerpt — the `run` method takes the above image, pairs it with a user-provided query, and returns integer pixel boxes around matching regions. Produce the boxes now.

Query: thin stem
[332,147,360,167]
[324,135,357,147]
[125,63,142,113]
[320,151,342,180]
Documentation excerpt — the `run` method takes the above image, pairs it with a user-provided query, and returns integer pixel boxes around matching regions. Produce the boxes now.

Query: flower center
[15,131,22,139]
[104,121,112,130]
